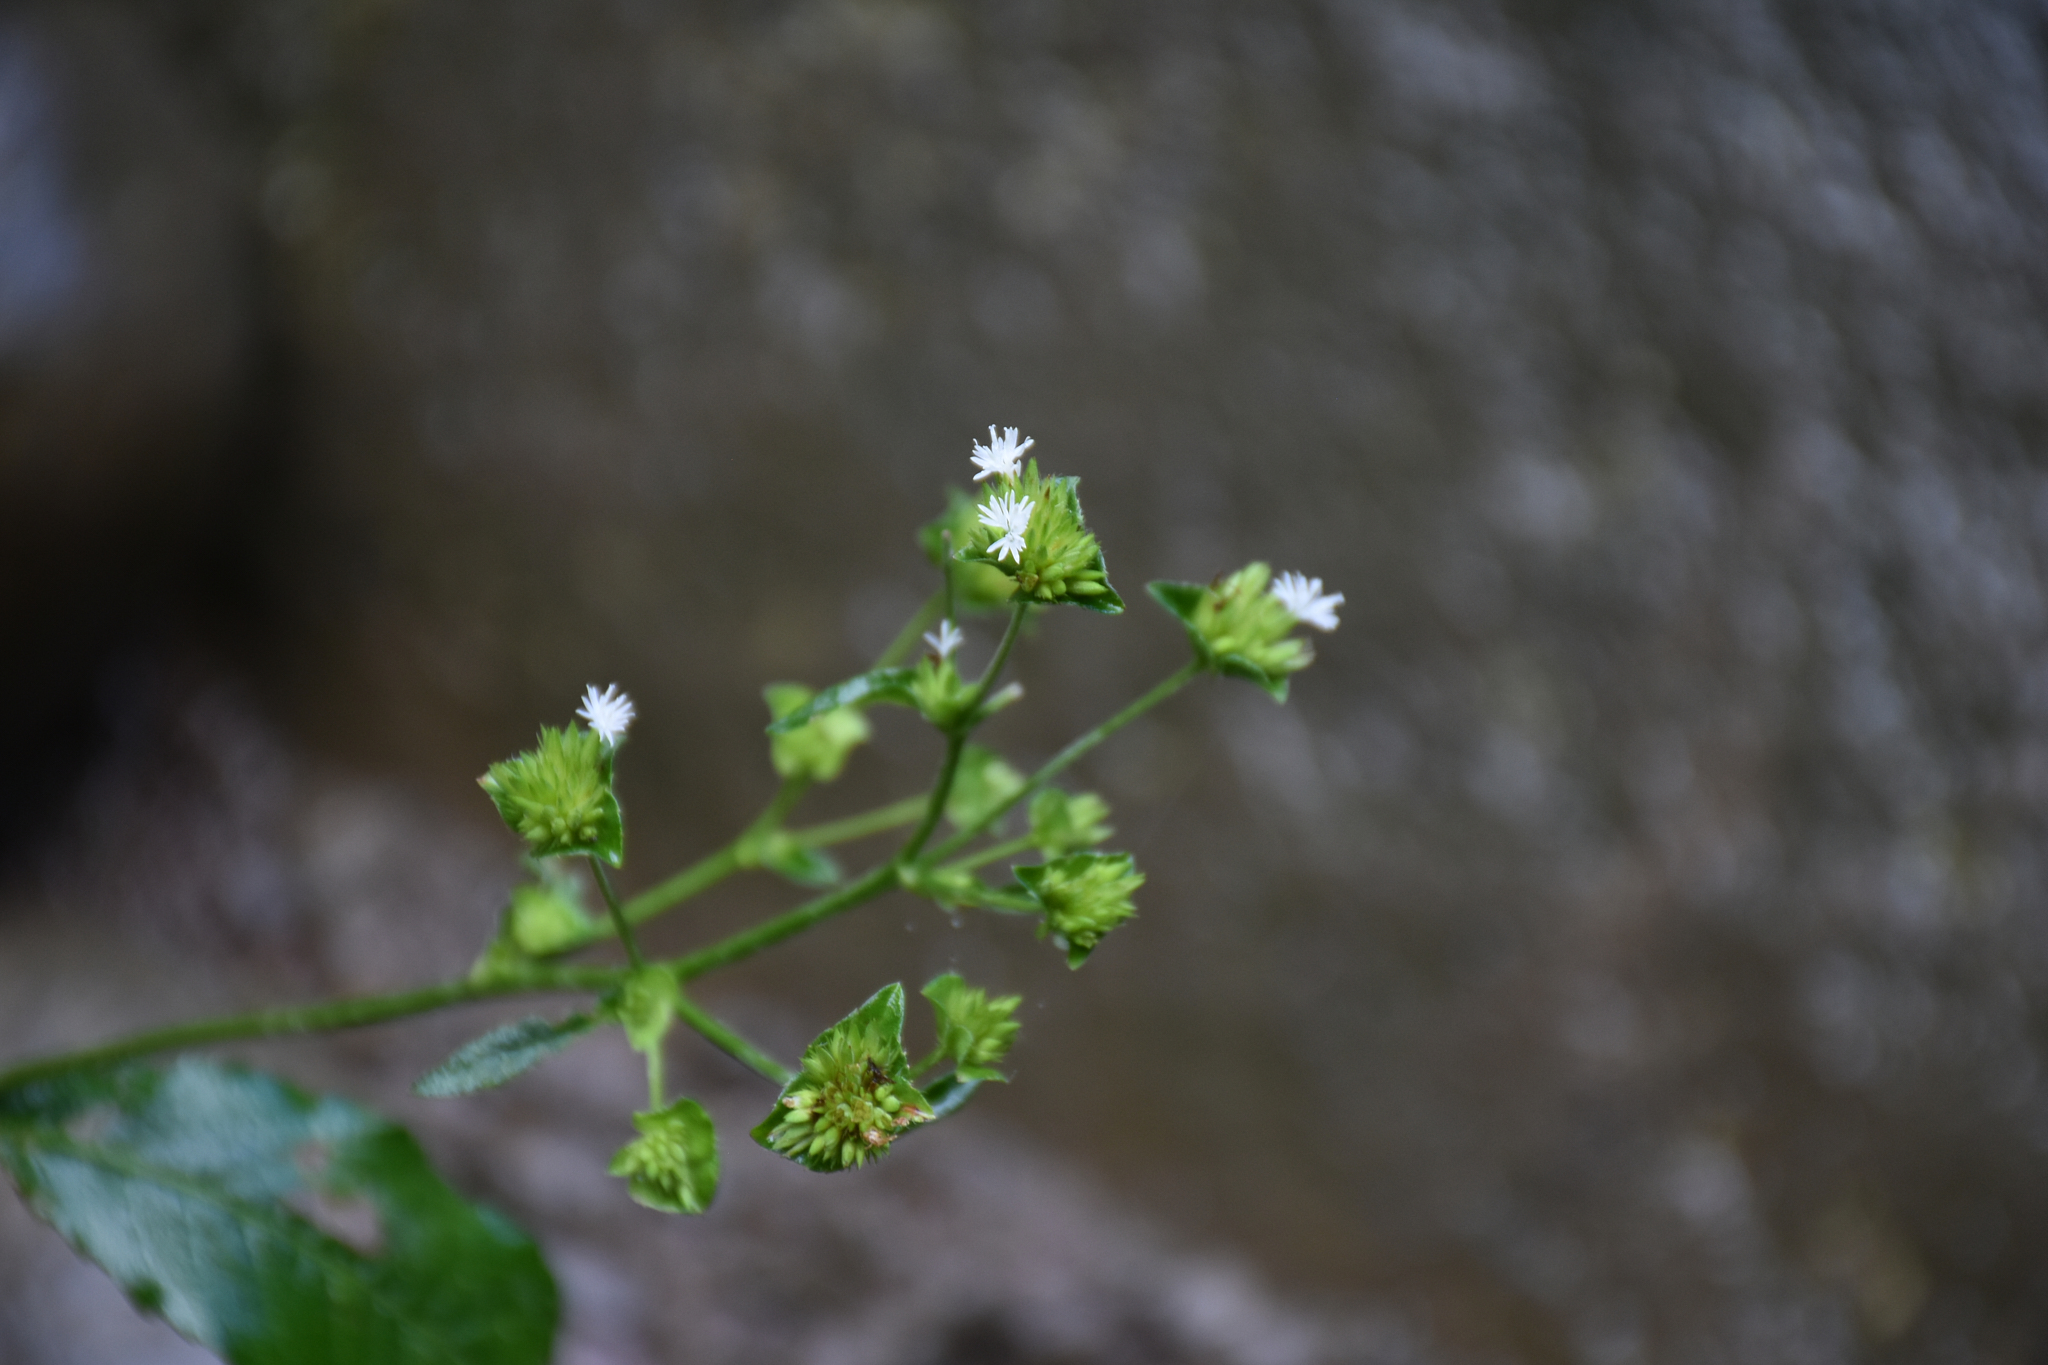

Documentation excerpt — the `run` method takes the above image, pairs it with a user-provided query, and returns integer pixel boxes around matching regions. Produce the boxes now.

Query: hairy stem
[0,966,621,1093]
[674,993,794,1085]
[589,857,646,970]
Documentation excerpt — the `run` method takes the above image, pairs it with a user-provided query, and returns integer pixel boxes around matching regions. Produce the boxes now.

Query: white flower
[977,490,1034,563]
[577,683,637,745]
[1271,572,1344,632]
[923,619,965,661]
[970,426,1034,483]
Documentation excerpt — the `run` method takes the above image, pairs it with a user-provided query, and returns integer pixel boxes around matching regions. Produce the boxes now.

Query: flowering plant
[0,431,1338,1365]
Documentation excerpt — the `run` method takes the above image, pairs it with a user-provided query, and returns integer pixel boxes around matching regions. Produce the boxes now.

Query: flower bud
[478,724,625,864]
[751,985,932,1172]
[1147,562,1314,701]
[609,1098,719,1214]
[1015,852,1144,967]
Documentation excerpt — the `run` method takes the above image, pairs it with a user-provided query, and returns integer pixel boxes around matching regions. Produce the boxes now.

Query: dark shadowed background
[5,1,2048,1362]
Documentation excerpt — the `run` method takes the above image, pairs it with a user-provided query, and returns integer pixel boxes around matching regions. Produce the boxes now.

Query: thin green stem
[674,993,794,1085]
[589,857,646,970]
[790,796,927,848]
[899,601,1031,860]
[645,1040,665,1108]
[927,659,1201,861]
[671,864,899,983]
[0,966,622,1093]
[621,846,740,927]
[947,833,1038,872]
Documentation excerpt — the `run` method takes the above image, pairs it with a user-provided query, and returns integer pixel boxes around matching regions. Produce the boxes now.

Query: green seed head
[608,1098,719,1215]
[958,461,1124,613]
[1016,852,1145,968]
[754,985,931,1173]
[478,724,624,864]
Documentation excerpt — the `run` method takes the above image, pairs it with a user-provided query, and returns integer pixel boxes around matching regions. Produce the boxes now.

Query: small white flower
[970,426,1034,483]
[1271,572,1344,632]
[977,490,1034,563]
[923,619,965,661]
[577,683,636,745]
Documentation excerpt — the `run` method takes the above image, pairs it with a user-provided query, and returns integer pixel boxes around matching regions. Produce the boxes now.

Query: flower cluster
[764,683,872,783]
[576,683,636,746]
[1017,851,1145,967]
[609,1098,719,1214]
[477,716,624,863]
[1148,561,1340,700]
[922,973,1022,1081]
[1028,787,1114,857]
[754,986,931,1172]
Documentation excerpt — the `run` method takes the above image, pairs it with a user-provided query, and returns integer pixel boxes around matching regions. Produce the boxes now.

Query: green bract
[922,973,1022,1082]
[1148,562,1313,701]
[613,966,679,1056]
[1028,787,1114,856]
[507,872,598,955]
[478,725,624,864]
[752,985,932,1172]
[959,460,1125,612]
[1016,852,1145,967]
[910,654,972,728]
[921,488,1018,611]
[765,683,872,782]
[947,745,1027,830]
[609,1097,719,1214]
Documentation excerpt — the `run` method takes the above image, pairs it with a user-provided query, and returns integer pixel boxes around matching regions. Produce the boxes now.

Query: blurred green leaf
[764,683,873,781]
[921,973,1021,1083]
[0,1059,556,1365]
[414,1015,595,1097]
[609,1098,718,1215]
[765,671,917,735]
[946,745,1026,830]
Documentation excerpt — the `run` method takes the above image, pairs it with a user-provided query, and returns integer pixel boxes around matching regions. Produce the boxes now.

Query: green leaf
[946,745,1026,831]
[0,1060,556,1364]
[751,985,933,1172]
[921,973,1021,1082]
[764,683,873,781]
[609,1098,718,1215]
[765,670,918,735]
[754,832,841,888]
[414,1015,595,1097]
[611,967,679,1056]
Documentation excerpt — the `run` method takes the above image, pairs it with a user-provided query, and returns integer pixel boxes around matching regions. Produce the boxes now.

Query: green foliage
[921,974,1021,1082]
[752,985,932,1172]
[1016,852,1145,967]
[1028,788,1114,856]
[764,669,918,734]
[958,461,1124,612]
[946,744,1027,830]
[478,725,625,864]
[1148,563,1313,701]
[764,683,873,781]
[0,1060,556,1365]
[609,1098,718,1215]
[612,966,679,1056]
[415,1015,596,1098]
[507,865,599,955]
[746,830,841,887]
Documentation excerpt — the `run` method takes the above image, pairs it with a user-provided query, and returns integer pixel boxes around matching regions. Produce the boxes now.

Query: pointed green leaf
[0,1060,556,1364]
[414,1015,595,1098]
[764,670,918,735]
[764,683,873,781]
[751,985,933,1172]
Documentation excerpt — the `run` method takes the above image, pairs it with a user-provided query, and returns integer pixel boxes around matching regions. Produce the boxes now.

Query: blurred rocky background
[5,0,2048,1361]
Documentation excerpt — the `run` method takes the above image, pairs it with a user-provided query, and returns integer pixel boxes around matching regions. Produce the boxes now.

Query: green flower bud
[751,985,932,1172]
[1016,852,1144,968]
[613,966,678,1056]
[765,683,872,783]
[922,973,1022,1081]
[609,1097,719,1214]
[1147,562,1313,701]
[478,724,624,864]
[1028,788,1114,857]
[910,654,972,729]
[507,875,598,956]
[957,461,1125,613]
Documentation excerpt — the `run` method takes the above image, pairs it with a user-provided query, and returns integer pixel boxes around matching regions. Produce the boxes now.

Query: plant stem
[900,601,1030,860]
[621,846,740,926]
[947,833,1038,872]
[926,659,1201,861]
[790,796,927,848]
[671,864,899,983]
[588,857,645,970]
[0,966,621,1093]
[674,993,793,1085]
